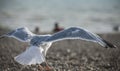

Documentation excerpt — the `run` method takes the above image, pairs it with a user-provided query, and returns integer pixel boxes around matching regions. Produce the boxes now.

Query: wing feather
[2,27,34,42]
[45,27,115,48]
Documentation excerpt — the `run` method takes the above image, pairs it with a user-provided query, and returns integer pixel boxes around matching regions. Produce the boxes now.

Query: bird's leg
[38,64,44,71]
[42,62,53,71]
[40,62,53,71]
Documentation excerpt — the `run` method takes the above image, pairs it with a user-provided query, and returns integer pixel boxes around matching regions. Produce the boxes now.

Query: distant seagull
[0,27,116,70]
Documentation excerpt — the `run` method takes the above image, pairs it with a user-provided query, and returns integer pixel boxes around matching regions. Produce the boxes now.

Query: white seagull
[0,27,116,70]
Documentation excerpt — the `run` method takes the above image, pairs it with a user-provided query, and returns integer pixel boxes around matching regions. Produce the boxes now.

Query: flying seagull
[0,27,116,70]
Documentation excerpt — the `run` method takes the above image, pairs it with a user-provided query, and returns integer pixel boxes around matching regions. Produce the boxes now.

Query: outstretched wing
[1,27,34,42]
[45,27,116,48]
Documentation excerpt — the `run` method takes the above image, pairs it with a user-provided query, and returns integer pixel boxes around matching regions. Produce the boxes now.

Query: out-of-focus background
[0,0,120,33]
[0,0,120,71]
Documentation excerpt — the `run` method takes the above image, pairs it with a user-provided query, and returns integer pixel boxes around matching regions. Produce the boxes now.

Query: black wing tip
[101,39,116,48]
[103,40,117,48]
[105,44,117,48]
[0,35,5,39]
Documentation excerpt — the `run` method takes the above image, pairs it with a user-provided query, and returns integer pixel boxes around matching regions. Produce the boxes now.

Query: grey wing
[45,27,116,48]
[2,27,34,42]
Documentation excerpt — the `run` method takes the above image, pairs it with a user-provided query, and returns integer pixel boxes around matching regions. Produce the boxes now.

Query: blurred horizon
[0,0,120,33]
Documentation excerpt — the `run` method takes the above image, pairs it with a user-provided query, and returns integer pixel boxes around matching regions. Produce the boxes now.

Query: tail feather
[14,46,45,65]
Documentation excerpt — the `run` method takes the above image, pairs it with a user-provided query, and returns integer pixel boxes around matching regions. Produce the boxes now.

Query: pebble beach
[0,27,120,71]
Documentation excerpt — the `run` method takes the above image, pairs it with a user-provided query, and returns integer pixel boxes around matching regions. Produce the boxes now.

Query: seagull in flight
[0,27,116,70]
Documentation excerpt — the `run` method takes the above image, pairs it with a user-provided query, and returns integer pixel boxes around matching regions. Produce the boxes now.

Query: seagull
[0,27,116,70]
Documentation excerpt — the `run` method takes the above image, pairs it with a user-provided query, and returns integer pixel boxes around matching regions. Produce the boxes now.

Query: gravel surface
[0,28,120,71]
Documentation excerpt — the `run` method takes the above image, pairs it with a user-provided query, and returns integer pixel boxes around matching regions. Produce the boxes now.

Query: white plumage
[14,46,44,65]
[0,27,116,65]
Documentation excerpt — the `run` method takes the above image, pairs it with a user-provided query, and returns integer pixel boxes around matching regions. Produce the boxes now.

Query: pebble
[0,33,119,71]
